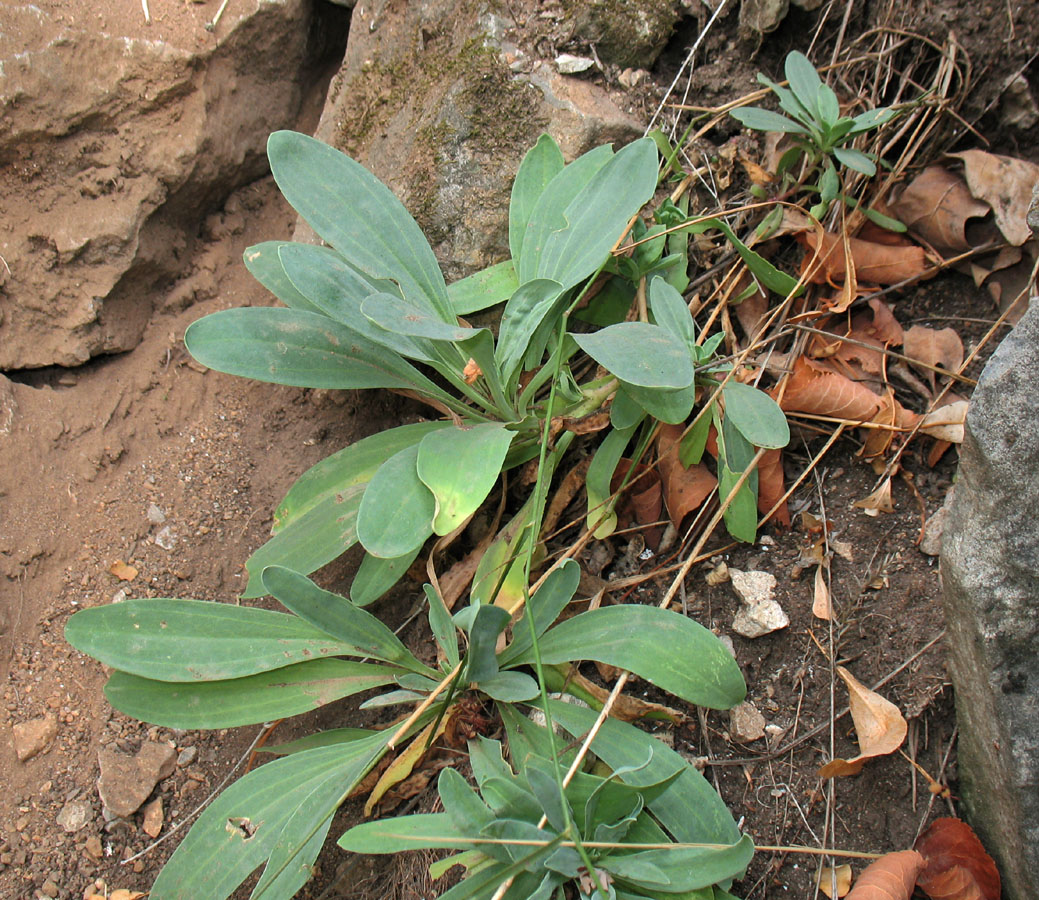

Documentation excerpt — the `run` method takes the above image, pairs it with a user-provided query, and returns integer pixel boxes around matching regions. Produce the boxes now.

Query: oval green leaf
[356,444,435,559]
[722,381,790,449]
[572,323,694,390]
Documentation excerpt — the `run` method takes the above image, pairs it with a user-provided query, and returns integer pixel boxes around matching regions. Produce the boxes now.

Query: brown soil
[1,2,1037,899]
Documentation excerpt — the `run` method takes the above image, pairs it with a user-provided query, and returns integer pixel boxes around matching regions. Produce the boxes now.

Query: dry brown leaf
[818,863,853,898]
[812,564,832,620]
[852,477,895,517]
[732,273,771,342]
[845,850,924,900]
[903,325,964,391]
[948,149,1039,246]
[860,389,900,460]
[567,669,684,723]
[109,560,138,582]
[889,166,991,252]
[756,448,789,526]
[363,717,447,816]
[819,666,907,778]
[914,818,1001,900]
[657,424,717,529]
[800,231,930,286]
[777,357,890,423]
[919,399,968,444]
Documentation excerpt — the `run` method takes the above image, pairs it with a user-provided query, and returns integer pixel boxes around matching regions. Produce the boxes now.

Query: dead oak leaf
[903,325,964,391]
[948,149,1039,246]
[657,424,717,529]
[818,863,853,898]
[845,850,924,900]
[818,666,907,778]
[888,166,991,253]
[799,231,929,286]
[914,818,1001,900]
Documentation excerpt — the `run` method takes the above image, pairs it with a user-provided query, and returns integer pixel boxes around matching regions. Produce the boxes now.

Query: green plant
[64,131,794,899]
[730,51,898,222]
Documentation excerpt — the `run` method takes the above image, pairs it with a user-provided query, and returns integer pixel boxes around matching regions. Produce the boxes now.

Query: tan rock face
[0,1,314,369]
[97,741,177,818]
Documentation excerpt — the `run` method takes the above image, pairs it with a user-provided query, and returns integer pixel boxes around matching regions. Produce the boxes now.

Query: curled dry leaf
[818,666,907,778]
[914,817,1001,900]
[567,669,683,724]
[845,850,924,900]
[657,424,717,529]
[818,863,853,898]
[948,150,1039,246]
[888,166,991,253]
[756,447,790,526]
[903,325,964,391]
[918,400,968,444]
[852,478,895,517]
[799,231,930,286]
[812,564,832,620]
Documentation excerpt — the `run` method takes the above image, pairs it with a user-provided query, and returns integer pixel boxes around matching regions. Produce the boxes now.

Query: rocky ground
[1,1,1037,899]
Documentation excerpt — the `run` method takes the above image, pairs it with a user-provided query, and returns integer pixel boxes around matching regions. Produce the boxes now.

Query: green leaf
[784,51,824,122]
[243,484,364,599]
[249,783,333,899]
[260,728,374,756]
[449,259,520,315]
[537,138,659,290]
[350,547,421,607]
[417,423,515,535]
[856,202,907,232]
[620,381,698,425]
[467,603,511,683]
[648,277,696,350]
[816,83,841,127]
[340,812,475,855]
[424,584,460,668]
[362,292,485,345]
[544,700,743,846]
[439,767,495,835]
[518,144,614,284]
[243,242,324,315]
[849,106,896,134]
[601,837,754,893]
[356,444,435,558]
[272,422,448,533]
[477,671,540,702]
[184,307,442,393]
[278,243,429,361]
[573,323,694,390]
[610,388,645,431]
[512,606,746,709]
[832,145,876,176]
[498,559,580,667]
[266,131,452,322]
[585,422,635,538]
[510,134,566,269]
[682,217,800,297]
[721,382,789,449]
[729,107,809,135]
[261,566,430,673]
[64,598,362,682]
[151,732,389,900]
[818,161,840,206]
[523,757,572,832]
[717,413,758,543]
[104,659,403,729]
[495,279,565,386]
[679,407,713,467]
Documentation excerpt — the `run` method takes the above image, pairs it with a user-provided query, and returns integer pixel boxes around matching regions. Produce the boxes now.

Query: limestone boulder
[941,300,1039,900]
[306,0,643,284]
[0,1,320,369]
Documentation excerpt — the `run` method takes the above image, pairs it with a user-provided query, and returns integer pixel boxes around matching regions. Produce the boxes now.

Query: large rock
[941,300,1039,900]
[0,1,321,369]
[307,0,643,283]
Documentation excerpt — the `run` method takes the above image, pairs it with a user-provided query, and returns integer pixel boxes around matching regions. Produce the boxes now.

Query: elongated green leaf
[574,323,694,390]
[249,782,332,900]
[602,837,754,893]
[498,559,580,667]
[439,767,496,835]
[722,382,789,449]
[621,381,698,425]
[717,412,758,543]
[260,728,374,756]
[495,279,565,385]
[849,106,896,134]
[273,422,447,532]
[417,423,515,535]
[518,144,614,284]
[350,547,421,607]
[184,307,442,393]
[362,292,485,344]
[833,145,877,176]
[648,277,696,350]
[339,812,476,855]
[243,241,324,315]
[243,484,364,599]
[585,422,636,538]
[356,444,435,558]
[817,83,840,127]
[449,259,519,315]
[267,131,452,322]
[477,670,539,702]
[278,243,430,361]
[729,107,809,135]
[513,606,745,709]
[64,598,361,682]
[261,566,430,673]
[467,603,511,683]
[150,732,389,900]
[424,584,460,668]
[537,138,659,290]
[544,700,743,846]
[785,51,824,122]
[104,659,403,729]
[510,134,566,268]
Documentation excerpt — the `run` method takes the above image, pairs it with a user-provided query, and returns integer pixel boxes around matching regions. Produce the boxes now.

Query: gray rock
[12,715,58,761]
[0,0,314,369]
[97,741,177,818]
[306,0,642,286]
[728,701,766,742]
[560,0,680,69]
[729,569,789,638]
[56,799,91,834]
[941,300,1039,900]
